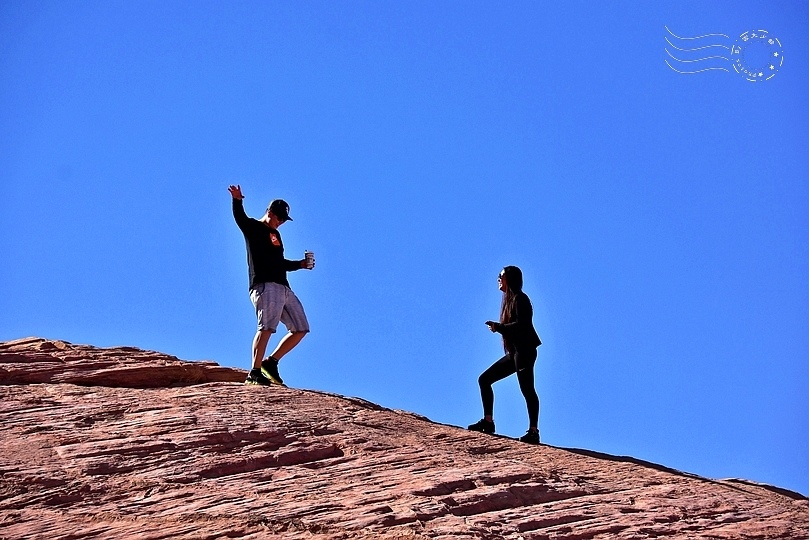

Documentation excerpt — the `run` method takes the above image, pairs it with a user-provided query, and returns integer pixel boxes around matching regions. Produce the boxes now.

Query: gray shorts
[249,282,310,333]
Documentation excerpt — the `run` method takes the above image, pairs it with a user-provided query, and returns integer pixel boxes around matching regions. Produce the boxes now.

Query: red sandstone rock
[1,337,807,539]
[0,337,244,387]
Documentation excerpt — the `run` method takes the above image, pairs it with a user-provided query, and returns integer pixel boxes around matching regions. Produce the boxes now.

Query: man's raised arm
[229,184,250,228]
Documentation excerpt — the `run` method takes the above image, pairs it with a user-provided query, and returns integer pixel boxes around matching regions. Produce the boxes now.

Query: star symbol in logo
[774,52,779,57]
[770,65,775,70]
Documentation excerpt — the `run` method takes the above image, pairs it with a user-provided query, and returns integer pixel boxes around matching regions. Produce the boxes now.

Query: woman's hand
[485,321,499,333]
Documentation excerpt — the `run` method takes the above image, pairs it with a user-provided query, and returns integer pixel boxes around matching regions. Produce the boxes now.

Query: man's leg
[261,331,305,385]
[250,283,285,368]
[269,289,310,361]
[268,330,307,360]
[245,284,284,385]
[252,329,273,369]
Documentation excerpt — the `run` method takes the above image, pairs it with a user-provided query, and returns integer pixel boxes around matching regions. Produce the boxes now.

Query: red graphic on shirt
[269,233,281,246]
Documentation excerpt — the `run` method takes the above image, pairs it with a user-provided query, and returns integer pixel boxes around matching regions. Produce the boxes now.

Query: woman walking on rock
[468,266,542,444]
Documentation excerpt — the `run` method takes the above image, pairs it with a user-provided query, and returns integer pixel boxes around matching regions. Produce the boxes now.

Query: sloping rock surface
[1,337,807,539]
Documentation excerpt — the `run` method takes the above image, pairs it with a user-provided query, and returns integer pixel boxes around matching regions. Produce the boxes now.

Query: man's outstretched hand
[228,185,244,200]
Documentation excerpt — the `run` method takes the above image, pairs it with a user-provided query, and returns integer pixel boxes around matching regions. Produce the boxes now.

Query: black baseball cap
[268,199,293,221]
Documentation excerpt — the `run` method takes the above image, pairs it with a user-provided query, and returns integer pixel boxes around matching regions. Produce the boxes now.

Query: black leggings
[478,350,539,428]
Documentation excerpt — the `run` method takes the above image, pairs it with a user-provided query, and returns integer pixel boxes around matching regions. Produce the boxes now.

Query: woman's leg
[478,355,516,419]
[515,350,540,430]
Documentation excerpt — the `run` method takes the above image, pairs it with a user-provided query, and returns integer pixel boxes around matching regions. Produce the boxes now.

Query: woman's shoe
[518,430,540,444]
[467,418,495,434]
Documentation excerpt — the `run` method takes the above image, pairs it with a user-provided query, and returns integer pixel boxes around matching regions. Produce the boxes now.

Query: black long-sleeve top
[233,199,301,289]
[494,292,542,353]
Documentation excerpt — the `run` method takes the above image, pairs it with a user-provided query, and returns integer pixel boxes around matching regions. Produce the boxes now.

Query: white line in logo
[664,26,784,82]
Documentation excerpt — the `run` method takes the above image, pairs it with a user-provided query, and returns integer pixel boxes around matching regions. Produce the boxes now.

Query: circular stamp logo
[730,30,784,82]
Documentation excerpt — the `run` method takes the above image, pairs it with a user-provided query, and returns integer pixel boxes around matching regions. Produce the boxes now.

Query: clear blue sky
[2,1,807,496]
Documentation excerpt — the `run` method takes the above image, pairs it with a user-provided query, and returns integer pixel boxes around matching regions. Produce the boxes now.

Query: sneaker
[519,430,540,445]
[245,368,273,386]
[467,418,495,434]
[260,357,285,386]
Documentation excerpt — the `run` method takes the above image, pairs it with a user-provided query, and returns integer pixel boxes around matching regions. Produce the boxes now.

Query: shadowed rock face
[1,338,807,539]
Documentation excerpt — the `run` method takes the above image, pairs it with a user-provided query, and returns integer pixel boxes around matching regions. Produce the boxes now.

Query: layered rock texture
[1,337,807,539]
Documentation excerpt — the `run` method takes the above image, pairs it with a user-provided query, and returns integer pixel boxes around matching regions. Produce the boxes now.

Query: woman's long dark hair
[499,265,524,324]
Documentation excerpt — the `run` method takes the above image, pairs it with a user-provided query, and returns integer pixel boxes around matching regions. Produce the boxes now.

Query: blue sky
[2,1,807,496]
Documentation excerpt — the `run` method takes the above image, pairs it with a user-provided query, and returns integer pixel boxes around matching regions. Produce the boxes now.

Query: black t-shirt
[233,199,301,289]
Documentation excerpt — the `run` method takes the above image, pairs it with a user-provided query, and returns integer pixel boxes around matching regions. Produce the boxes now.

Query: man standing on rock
[228,185,315,386]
